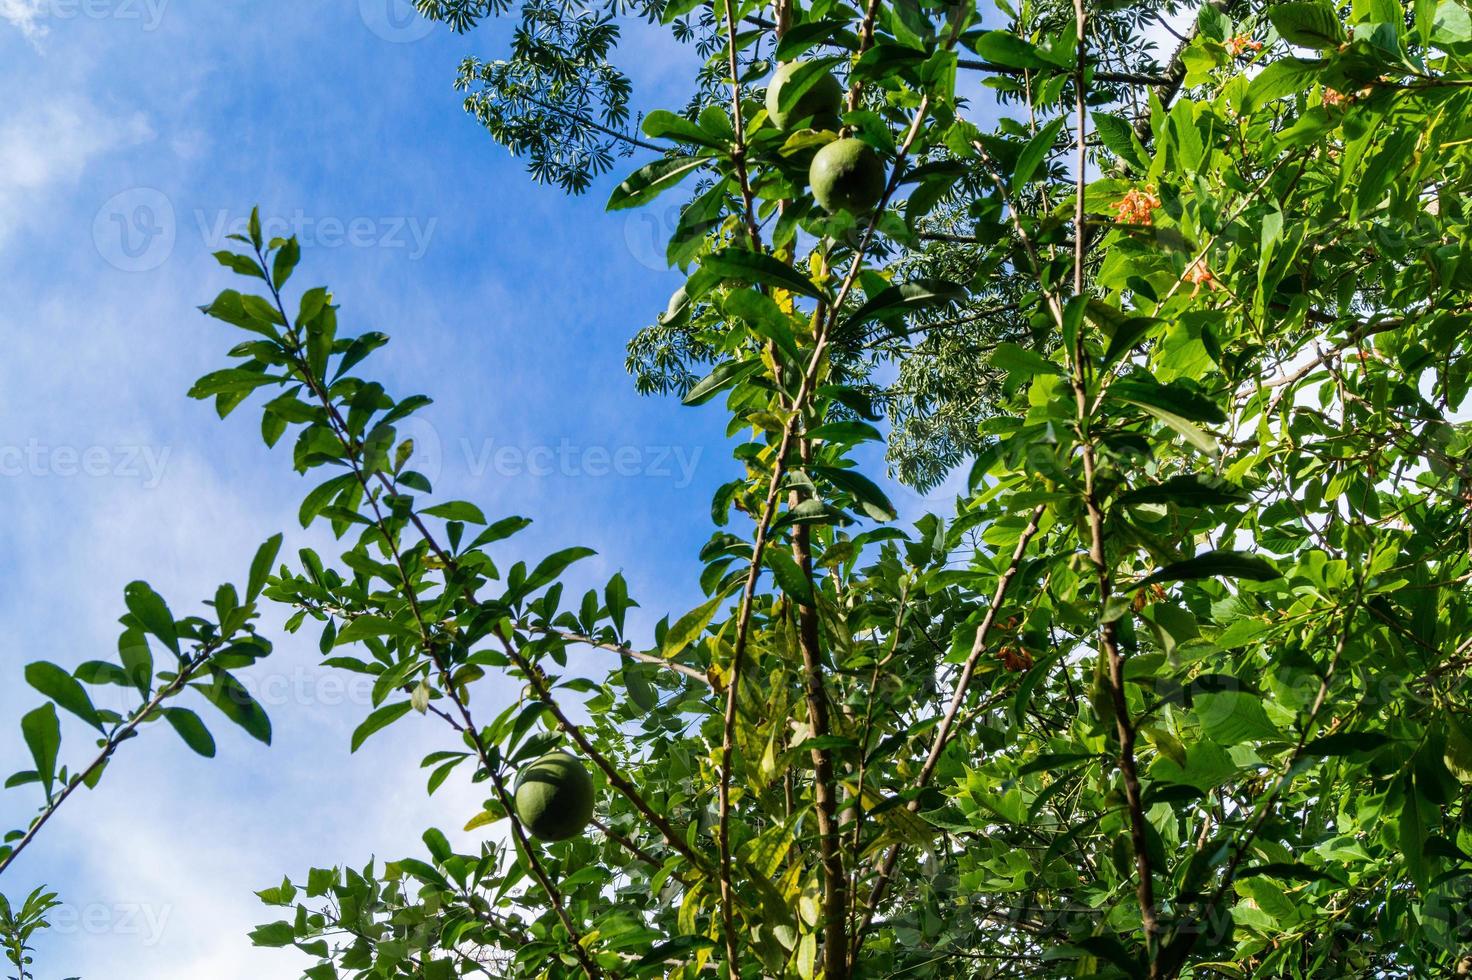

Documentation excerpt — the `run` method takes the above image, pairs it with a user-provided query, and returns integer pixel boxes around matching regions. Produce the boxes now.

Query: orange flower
[1322,87,1346,107]
[1113,187,1161,226]
[1226,35,1264,57]
[1133,583,1168,612]
[1185,258,1221,295]
[997,645,1035,672]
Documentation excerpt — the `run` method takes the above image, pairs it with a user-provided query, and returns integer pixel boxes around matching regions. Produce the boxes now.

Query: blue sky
[0,2,951,975]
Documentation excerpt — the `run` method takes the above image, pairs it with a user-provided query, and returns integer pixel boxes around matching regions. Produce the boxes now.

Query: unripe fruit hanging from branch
[765,61,843,132]
[809,138,886,215]
[514,751,595,842]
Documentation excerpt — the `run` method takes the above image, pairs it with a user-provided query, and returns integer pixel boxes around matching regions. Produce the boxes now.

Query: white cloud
[0,98,153,191]
[0,94,155,252]
[0,0,46,41]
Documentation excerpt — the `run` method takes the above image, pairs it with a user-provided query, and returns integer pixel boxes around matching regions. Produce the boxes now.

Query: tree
[6,0,1472,977]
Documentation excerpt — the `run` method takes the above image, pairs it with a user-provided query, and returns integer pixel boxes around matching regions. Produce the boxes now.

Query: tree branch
[853,505,1046,950]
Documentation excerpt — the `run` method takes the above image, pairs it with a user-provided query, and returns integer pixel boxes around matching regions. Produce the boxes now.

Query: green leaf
[422,827,452,864]
[641,110,725,147]
[623,665,658,712]
[1400,774,1429,889]
[1137,403,1220,456]
[606,573,633,636]
[765,548,816,606]
[968,30,1051,69]
[118,629,153,697]
[422,501,489,525]
[722,289,800,361]
[1196,690,1280,745]
[123,581,180,655]
[351,701,415,753]
[1117,475,1250,508]
[335,615,416,645]
[1101,316,1161,371]
[1244,57,1325,113]
[21,704,60,799]
[664,593,725,660]
[272,237,301,288]
[299,473,357,528]
[607,155,707,211]
[1110,378,1227,424]
[701,249,829,301]
[1091,111,1147,171]
[683,359,763,407]
[1138,551,1280,588]
[843,279,968,333]
[776,20,856,59]
[395,857,453,891]
[194,670,273,745]
[297,286,330,328]
[1303,731,1392,756]
[990,342,1061,378]
[249,922,296,947]
[812,466,897,522]
[1013,116,1066,187]
[162,708,217,758]
[248,533,284,604]
[24,663,103,732]
[469,515,533,549]
[634,936,719,969]
[213,250,265,280]
[1434,0,1472,41]
[1267,2,1346,48]
[524,547,597,594]
[75,661,132,687]
[807,420,884,445]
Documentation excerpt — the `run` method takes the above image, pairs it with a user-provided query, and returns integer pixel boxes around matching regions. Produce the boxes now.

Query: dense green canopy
[5,0,1472,978]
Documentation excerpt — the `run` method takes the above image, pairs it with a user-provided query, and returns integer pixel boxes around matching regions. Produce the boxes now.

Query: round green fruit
[809,138,886,215]
[514,752,595,842]
[766,61,843,132]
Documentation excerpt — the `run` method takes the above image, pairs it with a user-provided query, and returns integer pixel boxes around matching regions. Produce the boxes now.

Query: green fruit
[809,138,886,215]
[766,61,843,132]
[514,752,595,842]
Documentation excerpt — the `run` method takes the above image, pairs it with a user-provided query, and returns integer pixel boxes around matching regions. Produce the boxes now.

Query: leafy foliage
[0,888,66,980]
[7,0,1472,977]
[0,540,279,975]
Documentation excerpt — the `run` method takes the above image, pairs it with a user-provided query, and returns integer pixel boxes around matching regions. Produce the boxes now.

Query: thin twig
[854,506,1046,949]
